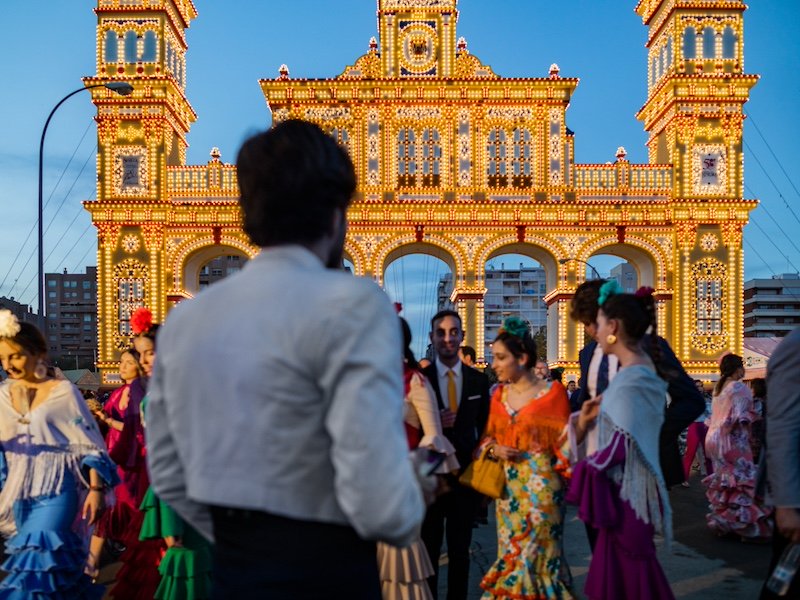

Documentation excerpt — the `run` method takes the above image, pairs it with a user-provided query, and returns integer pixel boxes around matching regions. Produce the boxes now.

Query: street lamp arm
[559,257,603,280]
[37,82,133,321]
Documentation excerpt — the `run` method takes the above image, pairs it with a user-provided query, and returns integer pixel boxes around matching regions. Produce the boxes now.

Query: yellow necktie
[447,369,458,413]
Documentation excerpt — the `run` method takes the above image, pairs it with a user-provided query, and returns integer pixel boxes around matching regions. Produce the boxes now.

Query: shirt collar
[249,245,326,270]
[436,359,461,379]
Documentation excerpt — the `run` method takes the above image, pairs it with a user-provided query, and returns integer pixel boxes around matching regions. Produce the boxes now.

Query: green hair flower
[500,316,530,339]
[597,279,623,306]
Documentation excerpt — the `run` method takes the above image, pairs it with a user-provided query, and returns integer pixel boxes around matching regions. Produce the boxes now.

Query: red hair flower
[130,307,153,335]
[635,286,655,298]
[394,302,403,314]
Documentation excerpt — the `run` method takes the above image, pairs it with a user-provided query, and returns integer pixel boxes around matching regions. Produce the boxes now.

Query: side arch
[170,236,258,296]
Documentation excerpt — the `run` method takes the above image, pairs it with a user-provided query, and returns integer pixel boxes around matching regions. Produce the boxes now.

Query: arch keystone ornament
[86,0,756,382]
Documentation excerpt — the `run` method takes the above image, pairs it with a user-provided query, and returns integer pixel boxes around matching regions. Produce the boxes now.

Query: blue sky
[1,1,798,356]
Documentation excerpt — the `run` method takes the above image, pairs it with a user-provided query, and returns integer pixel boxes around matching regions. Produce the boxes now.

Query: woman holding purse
[478,317,572,599]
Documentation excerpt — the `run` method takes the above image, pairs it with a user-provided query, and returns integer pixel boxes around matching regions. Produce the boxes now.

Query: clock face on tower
[399,21,438,76]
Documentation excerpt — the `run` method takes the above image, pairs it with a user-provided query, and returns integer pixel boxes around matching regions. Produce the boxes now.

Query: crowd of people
[0,119,791,599]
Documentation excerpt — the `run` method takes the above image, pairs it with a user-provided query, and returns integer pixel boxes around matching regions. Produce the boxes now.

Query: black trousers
[210,506,381,600]
[421,483,479,600]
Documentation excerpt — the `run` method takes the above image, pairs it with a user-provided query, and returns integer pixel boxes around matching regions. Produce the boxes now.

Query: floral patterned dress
[703,380,772,539]
[480,383,572,600]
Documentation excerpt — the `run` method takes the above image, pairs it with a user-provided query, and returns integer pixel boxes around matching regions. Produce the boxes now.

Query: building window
[696,280,722,335]
[124,31,138,62]
[511,128,532,187]
[83,281,91,289]
[722,27,736,59]
[702,27,716,59]
[683,27,696,59]
[48,292,56,298]
[487,128,507,187]
[420,128,441,187]
[48,280,56,288]
[328,128,351,154]
[117,277,145,335]
[142,30,157,62]
[105,30,119,62]
[397,129,416,187]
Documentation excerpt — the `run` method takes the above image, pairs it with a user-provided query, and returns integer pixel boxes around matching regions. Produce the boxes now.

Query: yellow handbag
[458,446,505,499]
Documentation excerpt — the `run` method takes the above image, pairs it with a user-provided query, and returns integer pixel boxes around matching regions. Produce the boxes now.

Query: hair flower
[597,279,623,306]
[635,286,655,298]
[499,316,530,339]
[130,307,153,335]
[393,302,403,314]
[0,310,21,339]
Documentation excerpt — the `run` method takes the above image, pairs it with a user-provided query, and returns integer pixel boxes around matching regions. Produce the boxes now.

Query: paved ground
[92,470,771,598]
[439,470,771,599]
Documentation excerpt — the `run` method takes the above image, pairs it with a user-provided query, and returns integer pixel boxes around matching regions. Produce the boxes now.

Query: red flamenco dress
[95,378,164,599]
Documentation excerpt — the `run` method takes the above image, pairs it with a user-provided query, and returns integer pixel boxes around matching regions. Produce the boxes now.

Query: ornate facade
[85,0,756,383]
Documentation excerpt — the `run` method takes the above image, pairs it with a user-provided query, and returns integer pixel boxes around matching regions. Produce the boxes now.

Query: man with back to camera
[145,120,425,599]
[422,310,490,599]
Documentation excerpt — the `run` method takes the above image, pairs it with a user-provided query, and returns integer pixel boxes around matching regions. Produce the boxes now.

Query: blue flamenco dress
[0,379,118,599]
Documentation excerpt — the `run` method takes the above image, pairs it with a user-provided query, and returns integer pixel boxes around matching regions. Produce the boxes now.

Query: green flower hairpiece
[597,279,623,306]
[499,316,530,339]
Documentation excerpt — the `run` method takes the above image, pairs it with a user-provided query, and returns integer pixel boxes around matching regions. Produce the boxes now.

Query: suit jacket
[765,326,800,506]
[576,335,704,487]
[422,362,490,472]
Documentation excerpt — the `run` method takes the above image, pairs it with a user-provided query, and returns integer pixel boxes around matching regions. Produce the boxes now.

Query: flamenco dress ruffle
[139,487,212,600]
[102,500,163,600]
[566,432,674,600]
[0,492,103,600]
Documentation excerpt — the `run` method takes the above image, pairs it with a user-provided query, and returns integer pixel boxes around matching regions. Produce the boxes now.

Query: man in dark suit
[422,310,490,600]
[571,281,703,487]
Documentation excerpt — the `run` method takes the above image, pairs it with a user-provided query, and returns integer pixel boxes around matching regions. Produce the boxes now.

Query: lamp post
[558,257,602,280]
[38,81,133,322]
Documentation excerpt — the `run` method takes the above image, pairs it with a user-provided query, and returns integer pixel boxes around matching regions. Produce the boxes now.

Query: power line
[745,184,800,259]
[743,137,800,229]
[18,223,93,305]
[745,110,800,201]
[748,214,800,274]
[4,146,96,300]
[0,121,93,294]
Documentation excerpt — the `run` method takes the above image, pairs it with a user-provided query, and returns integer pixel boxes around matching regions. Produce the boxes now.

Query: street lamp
[559,257,603,280]
[38,81,133,322]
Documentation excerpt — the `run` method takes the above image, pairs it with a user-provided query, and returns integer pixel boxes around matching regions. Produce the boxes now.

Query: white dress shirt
[587,344,619,400]
[146,245,424,546]
[435,359,463,410]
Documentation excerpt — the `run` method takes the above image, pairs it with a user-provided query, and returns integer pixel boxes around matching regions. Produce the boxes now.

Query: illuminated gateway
[85,0,757,383]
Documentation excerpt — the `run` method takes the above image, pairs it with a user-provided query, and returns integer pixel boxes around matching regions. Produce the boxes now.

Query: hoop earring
[33,360,48,381]
[606,334,617,345]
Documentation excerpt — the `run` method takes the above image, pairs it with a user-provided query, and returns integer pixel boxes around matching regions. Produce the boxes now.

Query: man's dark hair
[236,119,356,247]
[430,309,462,332]
[569,279,608,325]
[460,345,476,363]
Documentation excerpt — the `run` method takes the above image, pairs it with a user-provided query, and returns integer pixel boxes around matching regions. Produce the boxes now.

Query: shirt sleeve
[766,329,800,507]
[145,338,215,542]
[319,283,425,547]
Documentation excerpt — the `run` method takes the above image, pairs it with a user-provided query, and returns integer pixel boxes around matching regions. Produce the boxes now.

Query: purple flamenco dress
[566,364,675,600]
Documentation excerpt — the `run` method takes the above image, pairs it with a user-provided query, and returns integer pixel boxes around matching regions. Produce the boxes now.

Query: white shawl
[0,380,116,536]
[591,364,673,546]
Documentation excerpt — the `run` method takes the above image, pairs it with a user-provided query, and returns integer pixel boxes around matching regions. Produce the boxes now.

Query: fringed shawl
[592,365,673,546]
[706,380,755,457]
[0,380,118,536]
[485,382,571,455]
